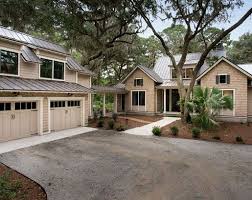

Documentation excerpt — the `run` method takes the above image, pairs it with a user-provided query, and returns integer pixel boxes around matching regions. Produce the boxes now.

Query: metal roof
[0,26,68,55]
[0,76,93,93]
[92,85,127,94]
[66,57,94,75]
[139,66,163,83]
[238,64,252,76]
[156,80,191,88]
[21,45,41,64]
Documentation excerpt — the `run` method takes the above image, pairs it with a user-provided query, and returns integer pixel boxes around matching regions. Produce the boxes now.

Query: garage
[0,101,38,142]
[50,100,82,132]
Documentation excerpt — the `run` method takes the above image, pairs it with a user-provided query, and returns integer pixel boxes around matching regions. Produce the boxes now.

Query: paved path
[124,117,179,136]
[118,116,152,124]
[0,127,96,154]
[1,130,251,200]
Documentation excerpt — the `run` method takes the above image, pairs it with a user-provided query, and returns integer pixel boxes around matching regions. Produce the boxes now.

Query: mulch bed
[162,120,252,144]
[0,163,47,200]
[120,115,163,122]
[88,117,148,130]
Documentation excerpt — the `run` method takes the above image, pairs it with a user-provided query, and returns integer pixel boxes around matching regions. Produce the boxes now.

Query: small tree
[187,86,233,129]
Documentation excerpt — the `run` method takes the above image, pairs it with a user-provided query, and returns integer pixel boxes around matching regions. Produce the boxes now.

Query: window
[132,91,145,106]
[0,49,18,75]
[216,74,230,84]
[0,103,11,111]
[40,58,64,80]
[54,61,64,79]
[68,101,80,107]
[15,102,37,110]
[172,68,193,79]
[134,78,143,86]
[50,101,66,108]
[40,59,52,78]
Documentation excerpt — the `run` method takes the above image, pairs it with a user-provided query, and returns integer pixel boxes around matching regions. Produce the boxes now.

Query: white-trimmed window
[134,78,143,86]
[0,49,18,75]
[216,74,230,84]
[132,91,145,106]
[40,58,64,80]
[0,102,11,111]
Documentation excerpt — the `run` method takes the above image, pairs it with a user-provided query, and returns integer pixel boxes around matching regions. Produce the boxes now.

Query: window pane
[15,102,20,110]
[132,92,138,106]
[54,61,64,79]
[5,103,11,110]
[172,68,177,79]
[139,91,145,106]
[27,102,31,109]
[185,68,193,78]
[32,102,37,109]
[40,59,52,78]
[21,102,26,109]
[136,79,143,86]
[219,75,227,83]
[0,103,4,111]
[0,49,18,75]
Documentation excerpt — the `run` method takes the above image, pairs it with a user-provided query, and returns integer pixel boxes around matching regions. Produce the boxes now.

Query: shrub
[116,125,125,131]
[0,172,22,200]
[236,136,244,143]
[170,126,179,136]
[192,127,201,138]
[108,119,115,129]
[97,119,104,127]
[152,126,161,136]
[212,135,221,140]
[112,113,118,122]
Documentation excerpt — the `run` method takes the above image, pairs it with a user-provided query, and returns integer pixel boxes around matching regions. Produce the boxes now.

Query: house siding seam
[200,60,248,122]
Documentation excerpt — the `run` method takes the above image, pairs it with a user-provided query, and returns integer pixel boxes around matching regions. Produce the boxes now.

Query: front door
[171,89,180,112]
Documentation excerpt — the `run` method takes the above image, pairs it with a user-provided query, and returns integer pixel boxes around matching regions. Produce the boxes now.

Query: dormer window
[134,78,143,86]
[172,67,193,79]
[216,74,230,84]
[0,49,18,75]
[40,58,64,80]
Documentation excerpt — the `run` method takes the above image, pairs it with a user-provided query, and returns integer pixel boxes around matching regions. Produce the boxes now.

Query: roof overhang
[197,57,252,80]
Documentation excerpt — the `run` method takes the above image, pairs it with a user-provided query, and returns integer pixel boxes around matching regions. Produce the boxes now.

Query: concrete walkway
[0,127,97,154]
[124,117,179,136]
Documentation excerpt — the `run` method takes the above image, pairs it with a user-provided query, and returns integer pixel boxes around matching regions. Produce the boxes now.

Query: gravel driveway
[0,130,252,200]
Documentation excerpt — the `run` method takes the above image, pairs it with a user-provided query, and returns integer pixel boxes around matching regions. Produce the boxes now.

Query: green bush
[0,172,22,200]
[152,126,161,136]
[236,136,244,143]
[116,125,125,131]
[192,127,201,138]
[170,126,179,136]
[97,119,104,127]
[108,119,115,129]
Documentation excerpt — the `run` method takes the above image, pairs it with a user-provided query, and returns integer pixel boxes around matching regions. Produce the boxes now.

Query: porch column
[114,94,118,113]
[163,89,166,113]
[103,93,106,116]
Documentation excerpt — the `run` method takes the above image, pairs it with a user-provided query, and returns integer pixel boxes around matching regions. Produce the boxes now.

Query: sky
[140,0,252,41]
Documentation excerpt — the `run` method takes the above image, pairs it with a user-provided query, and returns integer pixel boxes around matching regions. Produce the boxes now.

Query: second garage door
[50,100,81,132]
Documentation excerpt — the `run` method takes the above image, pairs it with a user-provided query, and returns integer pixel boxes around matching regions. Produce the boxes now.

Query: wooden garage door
[50,100,81,132]
[0,101,38,142]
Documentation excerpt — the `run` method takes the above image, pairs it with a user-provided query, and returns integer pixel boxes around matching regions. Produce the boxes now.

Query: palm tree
[187,86,233,130]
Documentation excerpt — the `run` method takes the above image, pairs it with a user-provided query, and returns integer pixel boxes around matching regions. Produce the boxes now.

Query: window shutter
[134,79,136,86]
[216,75,219,84]
[227,75,230,84]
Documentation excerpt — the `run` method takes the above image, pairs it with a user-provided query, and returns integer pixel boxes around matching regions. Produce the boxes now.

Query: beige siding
[43,98,49,132]
[201,60,248,121]
[248,88,252,117]
[37,49,66,61]
[78,74,91,117]
[20,59,39,79]
[124,68,156,113]
[0,39,21,51]
[65,68,76,83]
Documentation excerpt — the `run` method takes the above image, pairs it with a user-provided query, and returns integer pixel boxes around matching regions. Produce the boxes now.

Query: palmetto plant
[187,86,233,130]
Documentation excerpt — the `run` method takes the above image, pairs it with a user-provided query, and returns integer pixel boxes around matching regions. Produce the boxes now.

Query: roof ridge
[0,26,66,49]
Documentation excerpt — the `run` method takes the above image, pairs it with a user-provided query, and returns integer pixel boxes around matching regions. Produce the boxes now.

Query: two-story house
[115,53,252,123]
[0,26,93,142]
